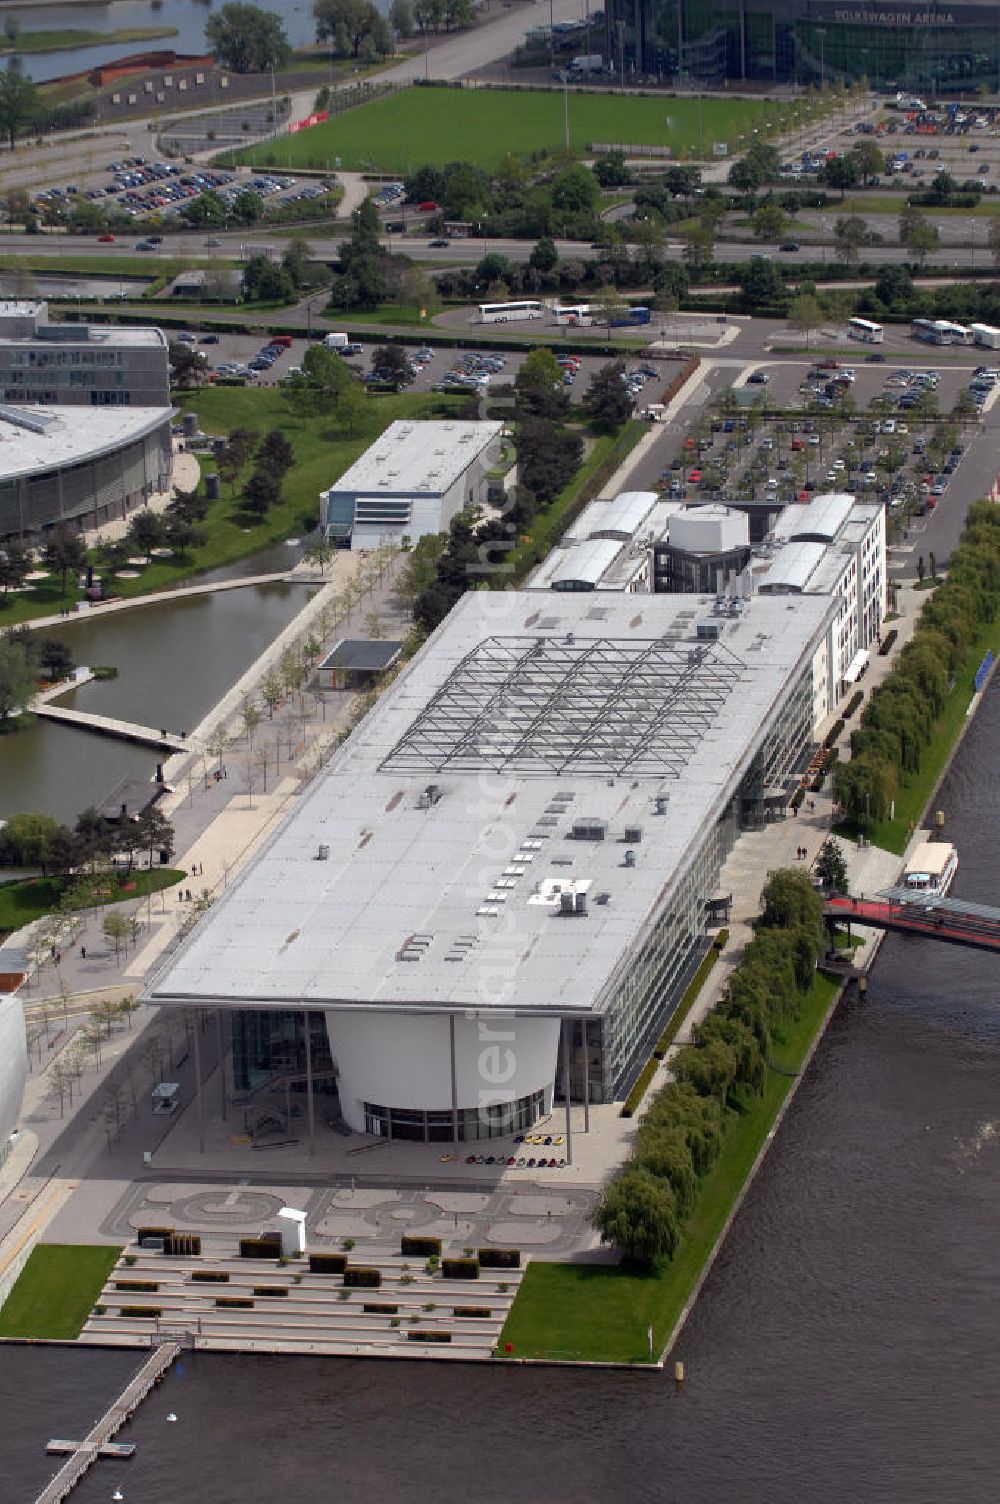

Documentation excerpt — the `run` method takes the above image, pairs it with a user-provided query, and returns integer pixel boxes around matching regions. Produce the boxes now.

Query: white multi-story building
[319,419,503,551]
[147,590,834,1132]
[756,494,886,726]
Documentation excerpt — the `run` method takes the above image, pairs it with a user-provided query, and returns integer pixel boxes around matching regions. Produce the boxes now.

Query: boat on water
[901,840,958,897]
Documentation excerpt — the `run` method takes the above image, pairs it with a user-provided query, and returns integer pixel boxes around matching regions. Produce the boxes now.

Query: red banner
[288,110,329,134]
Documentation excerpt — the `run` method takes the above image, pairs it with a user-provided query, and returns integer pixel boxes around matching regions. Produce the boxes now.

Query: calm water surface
[0,580,314,821]
[3,687,1000,1502]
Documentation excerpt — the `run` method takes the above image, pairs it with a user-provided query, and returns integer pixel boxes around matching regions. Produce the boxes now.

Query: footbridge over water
[824,890,1000,955]
[32,704,192,753]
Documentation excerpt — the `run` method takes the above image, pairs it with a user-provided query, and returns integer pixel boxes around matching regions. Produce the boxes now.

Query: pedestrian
[80,945,86,960]
[186,889,192,902]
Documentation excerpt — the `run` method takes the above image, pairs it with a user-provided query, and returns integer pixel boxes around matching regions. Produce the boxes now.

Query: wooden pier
[33,1341,179,1504]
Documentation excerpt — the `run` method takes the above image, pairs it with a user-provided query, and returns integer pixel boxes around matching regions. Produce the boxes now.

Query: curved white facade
[0,992,27,1167]
[328,1010,559,1137]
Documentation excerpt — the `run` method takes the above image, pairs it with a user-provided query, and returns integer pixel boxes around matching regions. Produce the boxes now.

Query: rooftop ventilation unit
[623,824,643,844]
[624,849,637,868]
[654,796,669,815]
[697,620,724,641]
[416,784,443,810]
[316,844,330,861]
[570,817,607,842]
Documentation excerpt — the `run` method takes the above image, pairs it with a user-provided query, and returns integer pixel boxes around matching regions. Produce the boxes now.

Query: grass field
[498,972,841,1364]
[0,1244,121,1339]
[0,25,175,55]
[229,87,782,174]
[0,868,185,938]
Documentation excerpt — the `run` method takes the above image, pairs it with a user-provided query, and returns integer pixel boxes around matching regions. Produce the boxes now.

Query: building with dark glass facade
[606,0,1000,89]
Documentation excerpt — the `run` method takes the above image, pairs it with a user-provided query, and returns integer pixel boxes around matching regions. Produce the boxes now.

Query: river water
[3,685,1000,1501]
[3,0,361,82]
[0,577,314,822]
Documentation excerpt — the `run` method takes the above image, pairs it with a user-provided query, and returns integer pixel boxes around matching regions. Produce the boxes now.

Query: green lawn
[0,869,185,938]
[0,1244,121,1339]
[0,24,175,55]
[499,972,841,1364]
[227,87,786,174]
[0,387,468,626]
[837,620,997,855]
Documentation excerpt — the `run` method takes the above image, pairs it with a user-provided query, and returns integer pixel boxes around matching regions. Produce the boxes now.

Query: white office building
[756,494,886,725]
[147,589,834,1134]
[320,419,503,551]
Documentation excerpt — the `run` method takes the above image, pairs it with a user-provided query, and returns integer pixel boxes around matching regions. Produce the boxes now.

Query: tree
[988,216,1000,270]
[584,360,632,430]
[230,187,264,226]
[42,524,86,594]
[738,257,785,313]
[217,427,257,491]
[752,202,787,244]
[205,2,291,71]
[168,340,208,389]
[851,139,884,185]
[0,61,38,149]
[244,468,281,517]
[240,694,262,746]
[0,811,57,867]
[474,251,510,287]
[389,0,415,34]
[126,509,164,557]
[241,256,294,304]
[529,235,558,273]
[261,668,283,719]
[370,343,412,389]
[515,347,568,421]
[592,1168,679,1267]
[905,219,940,265]
[833,214,871,266]
[789,292,823,348]
[257,429,295,478]
[37,637,74,682]
[315,0,391,56]
[823,155,860,198]
[180,190,226,228]
[285,343,351,416]
[136,806,174,869]
[0,538,29,595]
[102,910,129,961]
[592,150,630,188]
[681,220,715,274]
[815,837,849,895]
[874,264,913,307]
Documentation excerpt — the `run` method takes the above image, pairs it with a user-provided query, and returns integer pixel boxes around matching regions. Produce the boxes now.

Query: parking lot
[179,328,648,407]
[34,155,336,233]
[644,355,985,545]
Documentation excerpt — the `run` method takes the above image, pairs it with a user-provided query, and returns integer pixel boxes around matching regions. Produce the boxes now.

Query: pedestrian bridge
[824,890,1000,955]
[32,703,191,753]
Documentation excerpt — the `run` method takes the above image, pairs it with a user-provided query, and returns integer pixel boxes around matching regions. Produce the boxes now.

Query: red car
[97,233,115,242]
[417,200,438,212]
[687,468,702,484]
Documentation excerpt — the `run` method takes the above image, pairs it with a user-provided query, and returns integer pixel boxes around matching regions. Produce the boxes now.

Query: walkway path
[21,570,295,634]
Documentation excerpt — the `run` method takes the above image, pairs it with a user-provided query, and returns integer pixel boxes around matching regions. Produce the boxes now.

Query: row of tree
[0,801,174,877]
[592,869,828,1266]
[835,500,1000,827]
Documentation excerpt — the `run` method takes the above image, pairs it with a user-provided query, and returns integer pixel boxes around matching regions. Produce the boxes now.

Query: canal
[2,683,999,1500]
[0,576,315,823]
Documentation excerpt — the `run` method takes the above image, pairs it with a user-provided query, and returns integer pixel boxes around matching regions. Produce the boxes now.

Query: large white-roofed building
[0,404,173,542]
[319,419,503,551]
[147,588,834,1141]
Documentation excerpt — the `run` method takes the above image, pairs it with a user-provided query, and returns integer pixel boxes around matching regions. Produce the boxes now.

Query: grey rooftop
[147,590,833,1019]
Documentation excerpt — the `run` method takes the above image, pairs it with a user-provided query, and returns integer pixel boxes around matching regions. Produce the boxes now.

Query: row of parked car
[433,350,507,392]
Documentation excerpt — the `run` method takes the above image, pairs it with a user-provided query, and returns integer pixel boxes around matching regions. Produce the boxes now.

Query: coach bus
[847,317,884,344]
[477,300,544,324]
[553,303,595,326]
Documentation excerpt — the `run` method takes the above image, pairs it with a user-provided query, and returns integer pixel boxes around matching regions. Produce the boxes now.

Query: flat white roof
[0,405,171,482]
[0,325,167,349]
[906,841,953,876]
[548,537,625,588]
[757,539,828,592]
[324,420,502,500]
[565,490,659,543]
[147,589,834,1019]
[773,492,854,543]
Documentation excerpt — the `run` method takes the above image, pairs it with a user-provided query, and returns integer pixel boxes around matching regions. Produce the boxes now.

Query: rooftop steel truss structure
[381,634,745,778]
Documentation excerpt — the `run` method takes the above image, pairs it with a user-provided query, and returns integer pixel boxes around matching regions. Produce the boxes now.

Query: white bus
[477,300,544,324]
[553,303,596,326]
[847,317,884,344]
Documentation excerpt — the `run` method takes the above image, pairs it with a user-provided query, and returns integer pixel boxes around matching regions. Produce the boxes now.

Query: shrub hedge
[253,1285,289,1297]
[454,1305,492,1318]
[120,1305,162,1318]
[478,1248,521,1269]
[400,1236,442,1257]
[344,1266,381,1288]
[363,1302,399,1314]
[215,1296,255,1309]
[843,690,864,719]
[191,1270,230,1283]
[879,629,898,656]
[239,1235,281,1260]
[441,1257,480,1280]
[620,931,730,1118]
[114,1280,159,1292]
[308,1252,348,1274]
[408,1329,452,1343]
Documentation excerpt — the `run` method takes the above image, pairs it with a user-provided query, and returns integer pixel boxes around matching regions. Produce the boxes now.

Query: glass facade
[588,657,814,1101]
[605,0,1000,88]
[362,1090,545,1143]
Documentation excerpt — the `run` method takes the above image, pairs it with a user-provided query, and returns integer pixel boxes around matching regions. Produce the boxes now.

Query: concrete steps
[83,1247,521,1360]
